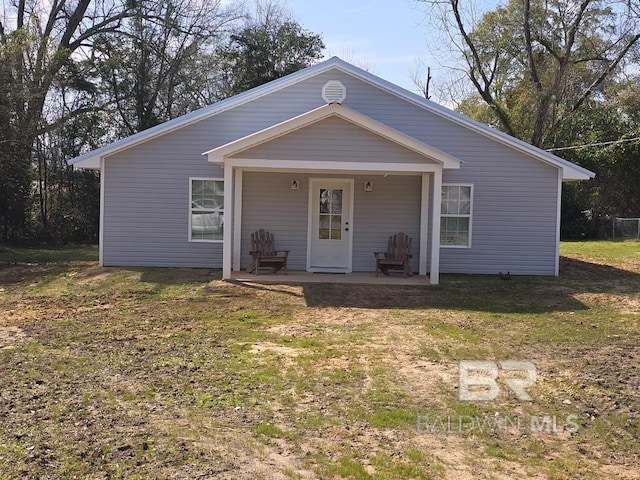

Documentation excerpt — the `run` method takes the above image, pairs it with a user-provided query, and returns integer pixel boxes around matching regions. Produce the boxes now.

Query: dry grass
[0,242,638,479]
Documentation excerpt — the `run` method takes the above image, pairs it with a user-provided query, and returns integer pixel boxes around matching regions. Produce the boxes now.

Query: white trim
[222,166,233,279]
[555,170,562,276]
[188,177,224,243]
[440,183,474,249]
[99,157,105,266]
[68,56,594,181]
[68,60,343,169]
[76,157,101,169]
[306,185,313,271]
[430,169,442,285]
[220,158,448,174]
[204,103,462,170]
[306,178,354,273]
[419,173,430,276]
[233,169,243,272]
[347,180,354,272]
[322,59,594,181]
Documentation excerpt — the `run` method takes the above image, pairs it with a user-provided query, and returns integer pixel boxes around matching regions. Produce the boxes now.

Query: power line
[547,136,640,152]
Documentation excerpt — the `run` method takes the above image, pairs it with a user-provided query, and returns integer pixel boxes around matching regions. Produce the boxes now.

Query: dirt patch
[76,266,117,283]
[574,292,640,314]
[250,342,301,366]
[0,263,71,286]
[0,325,30,348]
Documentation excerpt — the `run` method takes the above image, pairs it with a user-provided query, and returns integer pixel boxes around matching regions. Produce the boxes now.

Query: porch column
[233,169,243,271]
[222,162,233,280]
[430,168,442,285]
[99,157,105,267]
[419,173,429,276]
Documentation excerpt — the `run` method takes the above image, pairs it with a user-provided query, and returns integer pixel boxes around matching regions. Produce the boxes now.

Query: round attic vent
[322,80,346,104]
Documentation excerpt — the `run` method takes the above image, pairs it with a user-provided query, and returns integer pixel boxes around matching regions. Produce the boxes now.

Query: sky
[286,0,435,95]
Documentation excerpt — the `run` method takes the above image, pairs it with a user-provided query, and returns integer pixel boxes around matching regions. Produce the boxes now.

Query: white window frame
[440,183,473,248]
[189,177,224,243]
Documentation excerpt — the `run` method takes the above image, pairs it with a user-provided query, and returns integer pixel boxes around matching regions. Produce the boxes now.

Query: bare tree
[0,1,140,235]
[417,0,640,147]
[95,0,241,134]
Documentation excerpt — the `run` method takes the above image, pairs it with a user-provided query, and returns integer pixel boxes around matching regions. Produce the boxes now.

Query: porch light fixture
[291,180,299,190]
[364,181,373,192]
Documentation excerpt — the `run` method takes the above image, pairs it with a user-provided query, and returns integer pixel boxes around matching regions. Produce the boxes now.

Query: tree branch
[450,0,493,90]
[523,0,542,91]
[17,0,26,30]
[568,32,640,116]
[59,0,91,49]
[37,101,117,136]
[43,0,65,39]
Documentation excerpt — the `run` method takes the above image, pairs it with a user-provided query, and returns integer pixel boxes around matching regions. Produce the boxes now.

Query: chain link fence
[562,214,640,240]
[611,218,640,239]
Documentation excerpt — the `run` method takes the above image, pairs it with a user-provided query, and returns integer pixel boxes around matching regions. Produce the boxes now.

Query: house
[67,57,594,285]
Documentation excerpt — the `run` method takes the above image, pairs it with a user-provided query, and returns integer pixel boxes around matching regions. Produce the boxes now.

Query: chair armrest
[277,250,290,257]
[374,252,386,259]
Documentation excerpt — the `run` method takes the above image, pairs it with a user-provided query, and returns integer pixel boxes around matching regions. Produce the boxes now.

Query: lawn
[0,242,638,479]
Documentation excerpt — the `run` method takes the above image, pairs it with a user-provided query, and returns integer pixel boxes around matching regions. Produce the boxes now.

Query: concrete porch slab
[229,270,432,285]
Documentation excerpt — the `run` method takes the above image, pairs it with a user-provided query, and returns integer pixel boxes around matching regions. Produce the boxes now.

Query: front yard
[0,242,638,479]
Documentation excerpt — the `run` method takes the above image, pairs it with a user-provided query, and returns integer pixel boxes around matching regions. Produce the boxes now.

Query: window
[440,184,472,247]
[190,178,223,242]
[318,188,342,240]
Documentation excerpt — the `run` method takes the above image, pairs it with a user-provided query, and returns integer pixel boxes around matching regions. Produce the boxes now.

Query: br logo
[459,360,537,401]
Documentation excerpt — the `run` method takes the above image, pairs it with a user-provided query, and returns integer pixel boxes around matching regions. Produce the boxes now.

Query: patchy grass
[560,239,640,267]
[0,244,98,263]
[0,242,638,479]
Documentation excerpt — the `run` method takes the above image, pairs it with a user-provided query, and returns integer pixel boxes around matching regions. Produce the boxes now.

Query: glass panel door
[308,179,353,272]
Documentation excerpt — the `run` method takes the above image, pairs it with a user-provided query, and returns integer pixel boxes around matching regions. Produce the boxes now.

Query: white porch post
[233,168,243,271]
[554,170,562,276]
[430,167,442,285]
[99,157,105,267]
[222,162,233,280]
[419,173,430,276]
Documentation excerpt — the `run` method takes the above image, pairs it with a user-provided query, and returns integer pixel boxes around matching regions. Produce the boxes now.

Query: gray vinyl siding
[328,70,560,275]
[352,175,421,272]
[241,172,421,272]
[102,155,224,267]
[240,172,308,270]
[234,116,434,164]
[440,162,559,275]
[102,66,560,274]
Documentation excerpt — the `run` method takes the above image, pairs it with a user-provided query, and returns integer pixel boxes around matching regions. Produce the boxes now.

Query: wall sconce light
[364,181,373,192]
[291,180,299,190]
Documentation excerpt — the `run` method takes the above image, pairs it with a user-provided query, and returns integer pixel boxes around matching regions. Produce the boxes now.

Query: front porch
[204,102,464,285]
[230,270,433,285]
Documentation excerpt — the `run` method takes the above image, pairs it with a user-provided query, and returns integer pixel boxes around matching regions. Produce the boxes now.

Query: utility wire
[547,136,640,152]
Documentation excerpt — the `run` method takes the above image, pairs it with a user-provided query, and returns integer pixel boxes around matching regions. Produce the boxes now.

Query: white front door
[307,178,354,272]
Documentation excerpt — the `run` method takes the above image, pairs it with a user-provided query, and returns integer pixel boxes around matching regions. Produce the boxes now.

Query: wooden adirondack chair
[374,232,413,278]
[248,229,289,275]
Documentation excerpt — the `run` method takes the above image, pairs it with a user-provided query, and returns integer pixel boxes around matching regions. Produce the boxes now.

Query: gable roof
[204,103,461,169]
[68,56,594,180]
